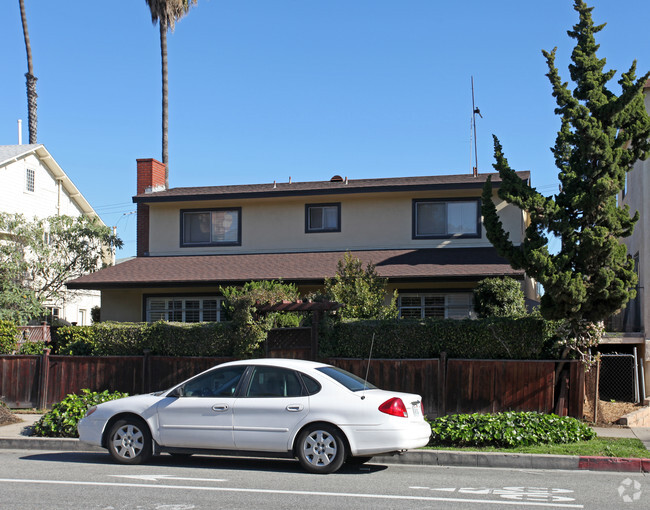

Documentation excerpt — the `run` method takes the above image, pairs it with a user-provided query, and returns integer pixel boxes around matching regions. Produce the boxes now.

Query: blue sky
[1,0,649,258]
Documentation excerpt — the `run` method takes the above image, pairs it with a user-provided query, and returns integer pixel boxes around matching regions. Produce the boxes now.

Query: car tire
[107,418,152,465]
[296,424,346,474]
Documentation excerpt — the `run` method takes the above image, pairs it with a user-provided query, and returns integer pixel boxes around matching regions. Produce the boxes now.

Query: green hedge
[319,316,562,359]
[48,316,563,360]
[54,321,234,356]
[0,320,18,354]
[428,412,596,447]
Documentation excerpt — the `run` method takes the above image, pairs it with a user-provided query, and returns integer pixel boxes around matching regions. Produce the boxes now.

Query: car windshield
[317,366,378,392]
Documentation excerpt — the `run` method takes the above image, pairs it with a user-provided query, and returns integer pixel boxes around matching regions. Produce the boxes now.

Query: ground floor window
[145,296,226,323]
[398,293,473,319]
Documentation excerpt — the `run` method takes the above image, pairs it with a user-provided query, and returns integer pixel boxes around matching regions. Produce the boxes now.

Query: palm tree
[19,0,37,144]
[145,0,196,189]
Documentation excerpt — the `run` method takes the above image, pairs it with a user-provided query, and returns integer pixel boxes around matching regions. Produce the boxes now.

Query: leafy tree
[0,213,122,324]
[325,252,398,320]
[145,0,197,188]
[473,277,527,318]
[482,0,650,358]
[19,0,37,143]
[220,280,300,357]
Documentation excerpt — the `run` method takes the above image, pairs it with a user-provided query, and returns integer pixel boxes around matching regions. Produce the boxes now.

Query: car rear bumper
[343,420,431,456]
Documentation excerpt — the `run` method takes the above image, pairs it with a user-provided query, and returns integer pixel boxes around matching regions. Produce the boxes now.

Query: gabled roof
[0,144,100,221]
[66,247,523,289]
[133,171,531,204]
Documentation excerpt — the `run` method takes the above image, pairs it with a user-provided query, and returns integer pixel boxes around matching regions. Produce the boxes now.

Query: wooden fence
[0,353,584,418]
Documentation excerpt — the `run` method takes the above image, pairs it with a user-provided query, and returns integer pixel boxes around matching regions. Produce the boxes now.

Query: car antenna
[361,333,375,400]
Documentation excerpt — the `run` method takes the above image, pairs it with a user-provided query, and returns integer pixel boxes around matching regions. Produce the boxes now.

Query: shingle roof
[66,247,523,289]
[133,171,531,203]
[0,144,43,166]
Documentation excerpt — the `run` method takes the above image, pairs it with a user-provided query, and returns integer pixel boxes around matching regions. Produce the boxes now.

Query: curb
[1,437,649,473]
[0,437,103,452]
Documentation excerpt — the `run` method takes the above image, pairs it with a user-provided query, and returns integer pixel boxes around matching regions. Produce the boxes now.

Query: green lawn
[426,438,649,458]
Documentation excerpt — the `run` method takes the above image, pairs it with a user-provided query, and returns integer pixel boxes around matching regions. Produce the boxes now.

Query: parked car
[78,358,431,473]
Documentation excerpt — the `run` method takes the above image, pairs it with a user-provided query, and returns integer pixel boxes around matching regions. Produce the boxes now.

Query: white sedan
[78,358,431,474]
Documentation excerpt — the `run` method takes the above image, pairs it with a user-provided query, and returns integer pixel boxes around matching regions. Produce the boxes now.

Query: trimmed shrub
[18,340,47,355]
[474,277,527,318]
[428,411,596,447]
[53,321,234,357]
[32,389,128,438]
[320,316,562,360]
[0,320,18,354]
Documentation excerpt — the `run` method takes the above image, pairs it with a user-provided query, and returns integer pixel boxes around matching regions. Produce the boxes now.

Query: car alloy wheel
[107,418,152,465]
[297,424,346,474]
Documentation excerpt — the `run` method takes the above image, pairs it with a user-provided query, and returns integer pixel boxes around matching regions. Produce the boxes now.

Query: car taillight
[378,397,408,418]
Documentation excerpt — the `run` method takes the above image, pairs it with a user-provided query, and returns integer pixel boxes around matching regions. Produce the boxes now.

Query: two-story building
[0,144,108,325]
[605,79,650,401]
[67,158,535,322]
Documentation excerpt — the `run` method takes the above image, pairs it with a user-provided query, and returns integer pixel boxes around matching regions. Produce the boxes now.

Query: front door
[156,365,247,449]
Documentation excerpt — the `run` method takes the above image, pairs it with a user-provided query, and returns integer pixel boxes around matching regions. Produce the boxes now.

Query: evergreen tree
[325,252,398,320]
[482,0,650,358]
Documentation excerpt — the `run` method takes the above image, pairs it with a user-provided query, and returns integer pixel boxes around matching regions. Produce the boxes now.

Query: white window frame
[25,168,35,193]
[145,296,226,323]
[398,293,474,320]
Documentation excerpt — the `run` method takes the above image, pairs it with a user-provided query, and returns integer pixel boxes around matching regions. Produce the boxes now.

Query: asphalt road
[0,449,647,510]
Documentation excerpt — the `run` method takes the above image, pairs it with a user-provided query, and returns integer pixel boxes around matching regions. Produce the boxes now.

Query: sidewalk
[1,414,649,473]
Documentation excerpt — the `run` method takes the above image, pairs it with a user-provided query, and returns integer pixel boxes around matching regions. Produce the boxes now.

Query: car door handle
[286,404,304,412]
[212,404,229,412]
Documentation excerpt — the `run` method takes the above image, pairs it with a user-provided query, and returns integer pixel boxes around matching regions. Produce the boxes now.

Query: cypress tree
[482,0,650,357]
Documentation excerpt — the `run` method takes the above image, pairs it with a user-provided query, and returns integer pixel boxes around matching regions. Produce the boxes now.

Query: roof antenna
[361,333,375,399]
[471,76,482,177]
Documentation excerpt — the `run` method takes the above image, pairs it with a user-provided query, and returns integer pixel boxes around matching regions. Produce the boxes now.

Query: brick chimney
[136,158,166,257]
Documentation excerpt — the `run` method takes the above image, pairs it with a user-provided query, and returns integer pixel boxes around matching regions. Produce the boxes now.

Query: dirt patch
[0,405,22,427]
[583,398,641,425]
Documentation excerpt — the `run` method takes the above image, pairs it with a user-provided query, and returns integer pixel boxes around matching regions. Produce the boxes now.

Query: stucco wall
[146,189,523,256]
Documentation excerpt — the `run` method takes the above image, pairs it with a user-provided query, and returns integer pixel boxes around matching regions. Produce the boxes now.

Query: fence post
[311,311,320,361]
[39,349,50,410]
[438,352,447,417]
[142,349,151,394]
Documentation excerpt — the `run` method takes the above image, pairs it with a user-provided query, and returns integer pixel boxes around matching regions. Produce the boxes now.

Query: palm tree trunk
[19,0,37,144]
[160,19,169,189]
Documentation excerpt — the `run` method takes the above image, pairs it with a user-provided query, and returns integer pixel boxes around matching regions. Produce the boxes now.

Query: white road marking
[410,486,577,503]
[0,478,584,508]
[111,474,226,483]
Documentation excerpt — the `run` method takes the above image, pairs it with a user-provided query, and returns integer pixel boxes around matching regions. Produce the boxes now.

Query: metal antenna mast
[471,76,482,177]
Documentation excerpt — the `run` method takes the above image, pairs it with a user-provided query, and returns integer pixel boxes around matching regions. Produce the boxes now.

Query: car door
[233,365,309,452]
[155,365,247,449]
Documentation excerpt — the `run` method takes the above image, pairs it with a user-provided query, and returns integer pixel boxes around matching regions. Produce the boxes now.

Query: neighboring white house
[0,144,108,325]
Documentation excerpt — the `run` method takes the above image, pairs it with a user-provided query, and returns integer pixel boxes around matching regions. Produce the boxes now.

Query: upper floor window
[413,199,480,239]
[306,203,341,233]
[25,168,35,192]
[181,208,241,247]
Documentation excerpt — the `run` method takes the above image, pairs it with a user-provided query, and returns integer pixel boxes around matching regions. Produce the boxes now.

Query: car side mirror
[168,386,184,398]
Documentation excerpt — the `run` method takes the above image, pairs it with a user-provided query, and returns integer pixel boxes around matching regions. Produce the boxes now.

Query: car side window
[299,373,322,395]
[245,366,303,398]
[182,365,246,397]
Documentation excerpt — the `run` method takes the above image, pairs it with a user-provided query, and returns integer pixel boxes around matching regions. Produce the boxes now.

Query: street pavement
[1,414,649,473]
